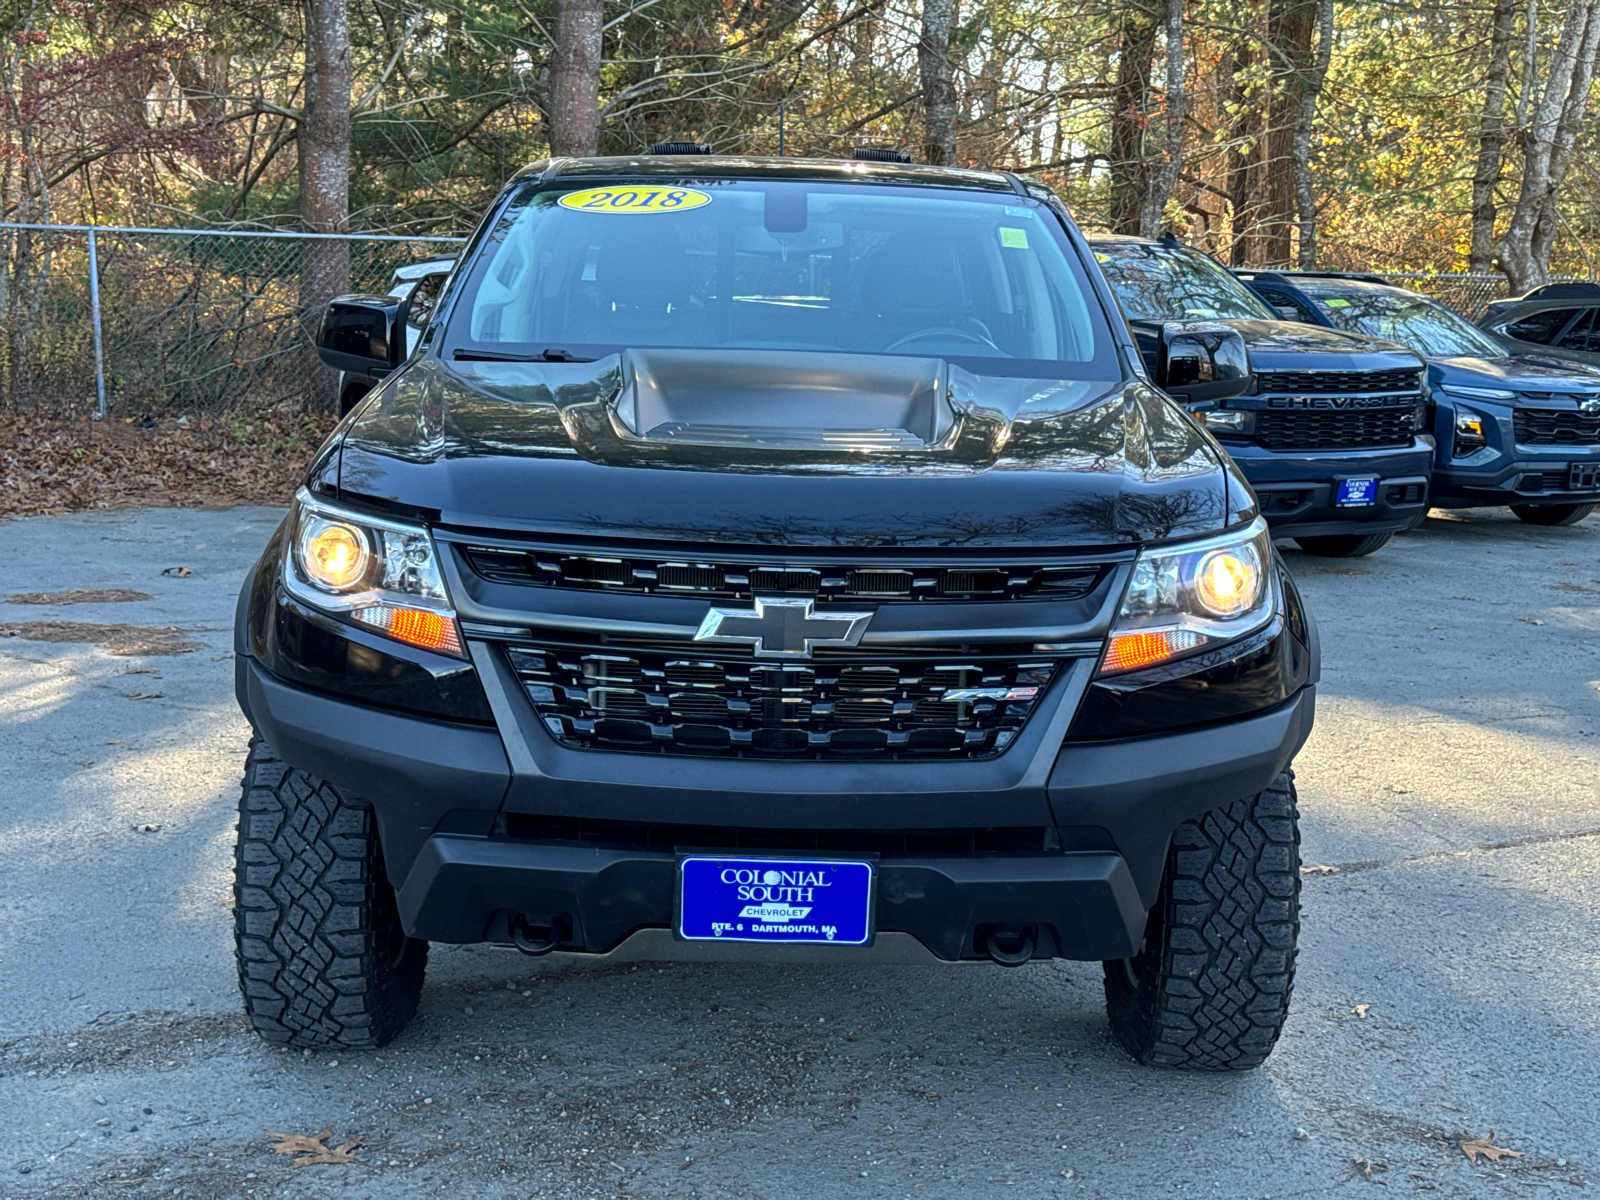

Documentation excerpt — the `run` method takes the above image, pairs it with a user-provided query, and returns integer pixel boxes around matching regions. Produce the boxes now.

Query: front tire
[1510,502,1595,527]
[233,739,426,1048]
[1293,532,1393,557]
[1103,772,1301,1070]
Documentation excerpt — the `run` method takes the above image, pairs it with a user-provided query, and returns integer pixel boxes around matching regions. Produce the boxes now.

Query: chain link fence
[0,224,467,418]
[0,221,1579,419]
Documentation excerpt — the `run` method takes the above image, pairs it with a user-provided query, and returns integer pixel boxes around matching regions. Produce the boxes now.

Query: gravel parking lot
[2,505,1597,1200]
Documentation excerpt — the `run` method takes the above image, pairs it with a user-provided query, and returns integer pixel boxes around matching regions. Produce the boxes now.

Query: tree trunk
[1468,0,1515,274]
[1227,38,1265,265]
[919,0,957,164]
[1139,0,1185,238]
[1108,4,1158,235]
[1291,0,1333,266]
[1495,0,1600,291]
[550,0,603,157]
[1261,0,1315,265]
[298,0,351,411]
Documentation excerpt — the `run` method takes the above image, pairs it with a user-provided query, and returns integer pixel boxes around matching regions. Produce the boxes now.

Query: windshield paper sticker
[999,226,1030,249]
[558,186,712,214]
[1325,297,1351,307]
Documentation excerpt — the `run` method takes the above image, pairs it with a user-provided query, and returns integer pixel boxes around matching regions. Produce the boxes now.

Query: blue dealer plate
[1336,477,1379,507]
[678,857,874,945]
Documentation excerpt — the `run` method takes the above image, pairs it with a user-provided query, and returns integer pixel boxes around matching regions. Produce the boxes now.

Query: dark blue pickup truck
[1092,237,1431,556]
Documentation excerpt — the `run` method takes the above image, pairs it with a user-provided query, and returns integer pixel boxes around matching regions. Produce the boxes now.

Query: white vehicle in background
[337,256,456,415]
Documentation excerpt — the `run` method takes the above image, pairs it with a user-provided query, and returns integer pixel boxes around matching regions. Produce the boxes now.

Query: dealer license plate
[1336,477,1379,507]
[678,856,873,945]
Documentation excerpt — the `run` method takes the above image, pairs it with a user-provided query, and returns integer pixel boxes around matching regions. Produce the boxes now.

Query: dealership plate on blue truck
[1335,476,1379,507]
[678,857,874,945]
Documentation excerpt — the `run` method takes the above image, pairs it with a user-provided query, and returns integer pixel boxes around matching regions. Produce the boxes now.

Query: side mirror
[1158,321,1253,405]
[315,294,412,380]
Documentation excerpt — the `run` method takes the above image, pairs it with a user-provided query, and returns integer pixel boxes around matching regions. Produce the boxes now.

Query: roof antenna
[1158,230,1183,249]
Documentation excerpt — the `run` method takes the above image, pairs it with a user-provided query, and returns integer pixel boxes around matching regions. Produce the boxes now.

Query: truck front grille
[1514,408,1600,446]
[1253,409,1415,451]
[506,639,1061,759]
[1253,368,1420,394]
[461,546,1105,603]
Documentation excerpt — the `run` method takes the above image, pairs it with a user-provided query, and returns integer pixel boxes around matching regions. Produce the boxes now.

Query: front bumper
[1431,451,1600,509]
[236,648,1315,963]
[1220,439,1433,537]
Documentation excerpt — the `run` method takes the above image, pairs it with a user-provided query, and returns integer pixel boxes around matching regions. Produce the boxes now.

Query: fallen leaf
[267,1127,361,1167]
[126,690,163,700]
[122,667,160,676]
[1518,617,1546,626]
[1352,1157,1387,1179]
[1302,864,1340,876]
[1460,1132,1523,1164]
[133,824,162,833]
[160,566,192,578]
[1351,1004,1371,1018]
[1453,595,1476,601]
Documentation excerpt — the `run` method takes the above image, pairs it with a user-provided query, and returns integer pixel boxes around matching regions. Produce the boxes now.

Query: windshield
[1092,243,1277,322]
[444,179,1112,373]
[1311,292,1508,358]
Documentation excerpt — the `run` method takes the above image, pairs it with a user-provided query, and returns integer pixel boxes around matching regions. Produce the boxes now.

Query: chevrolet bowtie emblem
[1583,397,1600,414]
[693,597,873,659]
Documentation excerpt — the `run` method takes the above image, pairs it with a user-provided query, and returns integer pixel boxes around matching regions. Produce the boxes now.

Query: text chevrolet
[233,153,1318,1070]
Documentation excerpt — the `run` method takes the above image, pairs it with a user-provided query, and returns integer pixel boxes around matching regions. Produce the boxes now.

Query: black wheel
[234,738,426,1048]
[1510,502,1595,527]
[1103,772,1301,1070]
[1293,531,1393,557]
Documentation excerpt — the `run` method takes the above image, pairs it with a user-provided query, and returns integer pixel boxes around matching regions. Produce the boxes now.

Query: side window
[406,272,448,329]
[1556,307,1600,352]
[1504,306,1581,346]
[1265,290,1319,324]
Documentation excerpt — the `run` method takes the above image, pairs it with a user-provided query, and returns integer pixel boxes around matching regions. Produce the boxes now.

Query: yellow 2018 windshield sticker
[558,186,712,214]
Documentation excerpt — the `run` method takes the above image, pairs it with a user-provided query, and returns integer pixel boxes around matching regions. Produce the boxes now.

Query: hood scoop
[611,348,960,451]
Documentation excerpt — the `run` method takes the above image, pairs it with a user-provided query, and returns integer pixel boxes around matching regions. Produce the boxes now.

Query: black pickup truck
[233,154,1318,1070]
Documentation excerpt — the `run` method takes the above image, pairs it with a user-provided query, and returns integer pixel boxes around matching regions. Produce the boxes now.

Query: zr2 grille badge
[693,597,873,659]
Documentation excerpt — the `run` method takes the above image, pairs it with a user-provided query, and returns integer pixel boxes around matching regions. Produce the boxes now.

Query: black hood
[1429,354,1600,397]
[329,351,1247,549]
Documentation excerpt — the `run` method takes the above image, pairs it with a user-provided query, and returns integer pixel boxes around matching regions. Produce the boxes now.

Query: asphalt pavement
[1,504,1597,1200]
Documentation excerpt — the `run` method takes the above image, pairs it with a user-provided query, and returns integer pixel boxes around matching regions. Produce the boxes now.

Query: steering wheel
[884,326,1006,355]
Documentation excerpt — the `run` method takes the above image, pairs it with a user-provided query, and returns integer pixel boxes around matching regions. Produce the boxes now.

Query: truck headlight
[1100,517,1276,675]
[1452,407,1488,457]
[283,487,464,657]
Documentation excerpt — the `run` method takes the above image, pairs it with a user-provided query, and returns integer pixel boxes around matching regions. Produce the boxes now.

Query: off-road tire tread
[1510,502,1595,527]
[1293,532,1393,558]
[1103,772,1301,1070]
[233,738,426,1048]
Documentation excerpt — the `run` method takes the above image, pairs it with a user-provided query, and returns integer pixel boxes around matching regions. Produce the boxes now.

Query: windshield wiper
[453,348,597,363]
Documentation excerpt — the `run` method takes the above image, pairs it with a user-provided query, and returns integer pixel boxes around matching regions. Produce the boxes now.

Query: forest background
[0,0,1598,434]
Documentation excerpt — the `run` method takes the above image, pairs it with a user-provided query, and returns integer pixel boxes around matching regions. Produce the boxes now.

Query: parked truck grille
[460,546,1105,603]
[1253,368,1421,395]
[505,639,1062,759]
[1253,409,1415,451]
[501,813,1052,854]
[1513,408,1600,446]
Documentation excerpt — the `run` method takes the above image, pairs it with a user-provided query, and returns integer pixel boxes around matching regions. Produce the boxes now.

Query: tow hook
[981,924,1037,967]
[509,913,570,956]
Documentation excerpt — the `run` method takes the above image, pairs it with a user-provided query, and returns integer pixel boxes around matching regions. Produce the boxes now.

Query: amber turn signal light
[353,605,464,656]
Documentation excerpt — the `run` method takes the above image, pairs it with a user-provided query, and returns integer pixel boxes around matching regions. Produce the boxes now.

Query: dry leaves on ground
[0,410,335,520]
[160,566,192,577]
[0,621,197,655]
[1352,1157,1387,1180]
[267,1127,362,1167]
[7,589,150,605]
[1302,864,1340,876]
[1460,1132,1523,1164]
[1351,1004,1371,1018]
